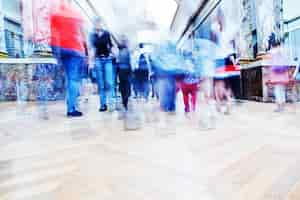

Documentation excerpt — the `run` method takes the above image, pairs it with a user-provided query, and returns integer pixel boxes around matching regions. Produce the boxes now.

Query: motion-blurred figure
[181,51,199,113]
[210,8,238,115]
[194,39,217,129]
[117,36,132,111]
[132,43,151,101]
[268,42,290,112]
[214,57,233,115]
[214,80,232,114]
[50,0,86,117]
[150,57,159,99]
[16,72,29,115]
[152,41,184,112]
[226,53,242,100]
[80,42,90,104]
[90,17,115,112]
[33,64,53,120]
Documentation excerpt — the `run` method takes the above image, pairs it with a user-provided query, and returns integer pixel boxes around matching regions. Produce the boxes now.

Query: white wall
[283,0,298,20]
[2,0,21,22]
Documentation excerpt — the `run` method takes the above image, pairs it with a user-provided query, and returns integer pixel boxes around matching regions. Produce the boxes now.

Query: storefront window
[4,18,23,57]
[193,0,241,57]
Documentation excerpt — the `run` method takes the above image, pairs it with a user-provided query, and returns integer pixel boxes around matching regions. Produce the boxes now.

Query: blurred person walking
[33,64,54,120]
[50,0,87,117]
[79,42,90,103]
[214,57,234,115]
[150,59,159,99]
[117,36,132,111]
[181,52,200,113]
[268,42,290,112]
[193,38,218,129]
[90,17,115,112]
[132,43,151,101]
[151,41,184,113]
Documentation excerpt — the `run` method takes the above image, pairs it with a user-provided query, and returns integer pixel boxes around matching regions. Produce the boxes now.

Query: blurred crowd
[15,0,300,127]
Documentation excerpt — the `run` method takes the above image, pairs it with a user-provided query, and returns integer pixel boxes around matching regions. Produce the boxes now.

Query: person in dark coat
[117,36,132,110]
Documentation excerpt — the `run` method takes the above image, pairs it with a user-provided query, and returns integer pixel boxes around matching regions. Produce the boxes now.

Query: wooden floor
[0,96,300,200]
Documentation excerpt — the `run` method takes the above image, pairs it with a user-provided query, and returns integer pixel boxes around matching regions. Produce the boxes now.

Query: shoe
[67,111,83,117]
[99,105,107,112]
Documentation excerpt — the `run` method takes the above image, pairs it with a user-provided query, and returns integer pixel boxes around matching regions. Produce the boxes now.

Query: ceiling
[170,0,206,42]
[74,0,180,44]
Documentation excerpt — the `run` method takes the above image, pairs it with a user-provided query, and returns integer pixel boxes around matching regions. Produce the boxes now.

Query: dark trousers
[118,68,131,110]
[227,76,241,99]
[134,69,149,99]
[150,74,159,99]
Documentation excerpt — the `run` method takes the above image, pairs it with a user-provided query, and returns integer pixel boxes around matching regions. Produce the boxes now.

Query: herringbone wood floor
[0,96,300,200]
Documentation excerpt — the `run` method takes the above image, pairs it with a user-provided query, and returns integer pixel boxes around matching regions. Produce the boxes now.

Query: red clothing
[181,82,198,112]
[50,4,85,53]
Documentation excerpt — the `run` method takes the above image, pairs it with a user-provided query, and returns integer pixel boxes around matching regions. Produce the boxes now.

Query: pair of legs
[181,82,198,113]
[34,64,53,118]
[273,84,286,112]
[199,77,217,129]
[36,80,51,119]
[95,57,116,111]
[52,46,84,116]
[80,78,91,102]
[214,79,232,114]
[134,69,149,100]
[118,67,131,110]
[150,75,159,99]
[132,72,138,98]
[158,76,176,112]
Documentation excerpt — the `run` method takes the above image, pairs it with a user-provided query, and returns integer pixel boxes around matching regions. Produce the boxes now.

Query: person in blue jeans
[52,47,85,117]
[90,18,115,112]
[94,57,115,111]
[50,1,87,117]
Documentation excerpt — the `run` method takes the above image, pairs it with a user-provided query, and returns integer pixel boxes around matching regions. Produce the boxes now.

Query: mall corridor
[1,0,300,199]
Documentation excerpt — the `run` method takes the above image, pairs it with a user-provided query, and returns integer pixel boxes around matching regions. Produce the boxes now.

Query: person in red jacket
[50,0,87,117]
